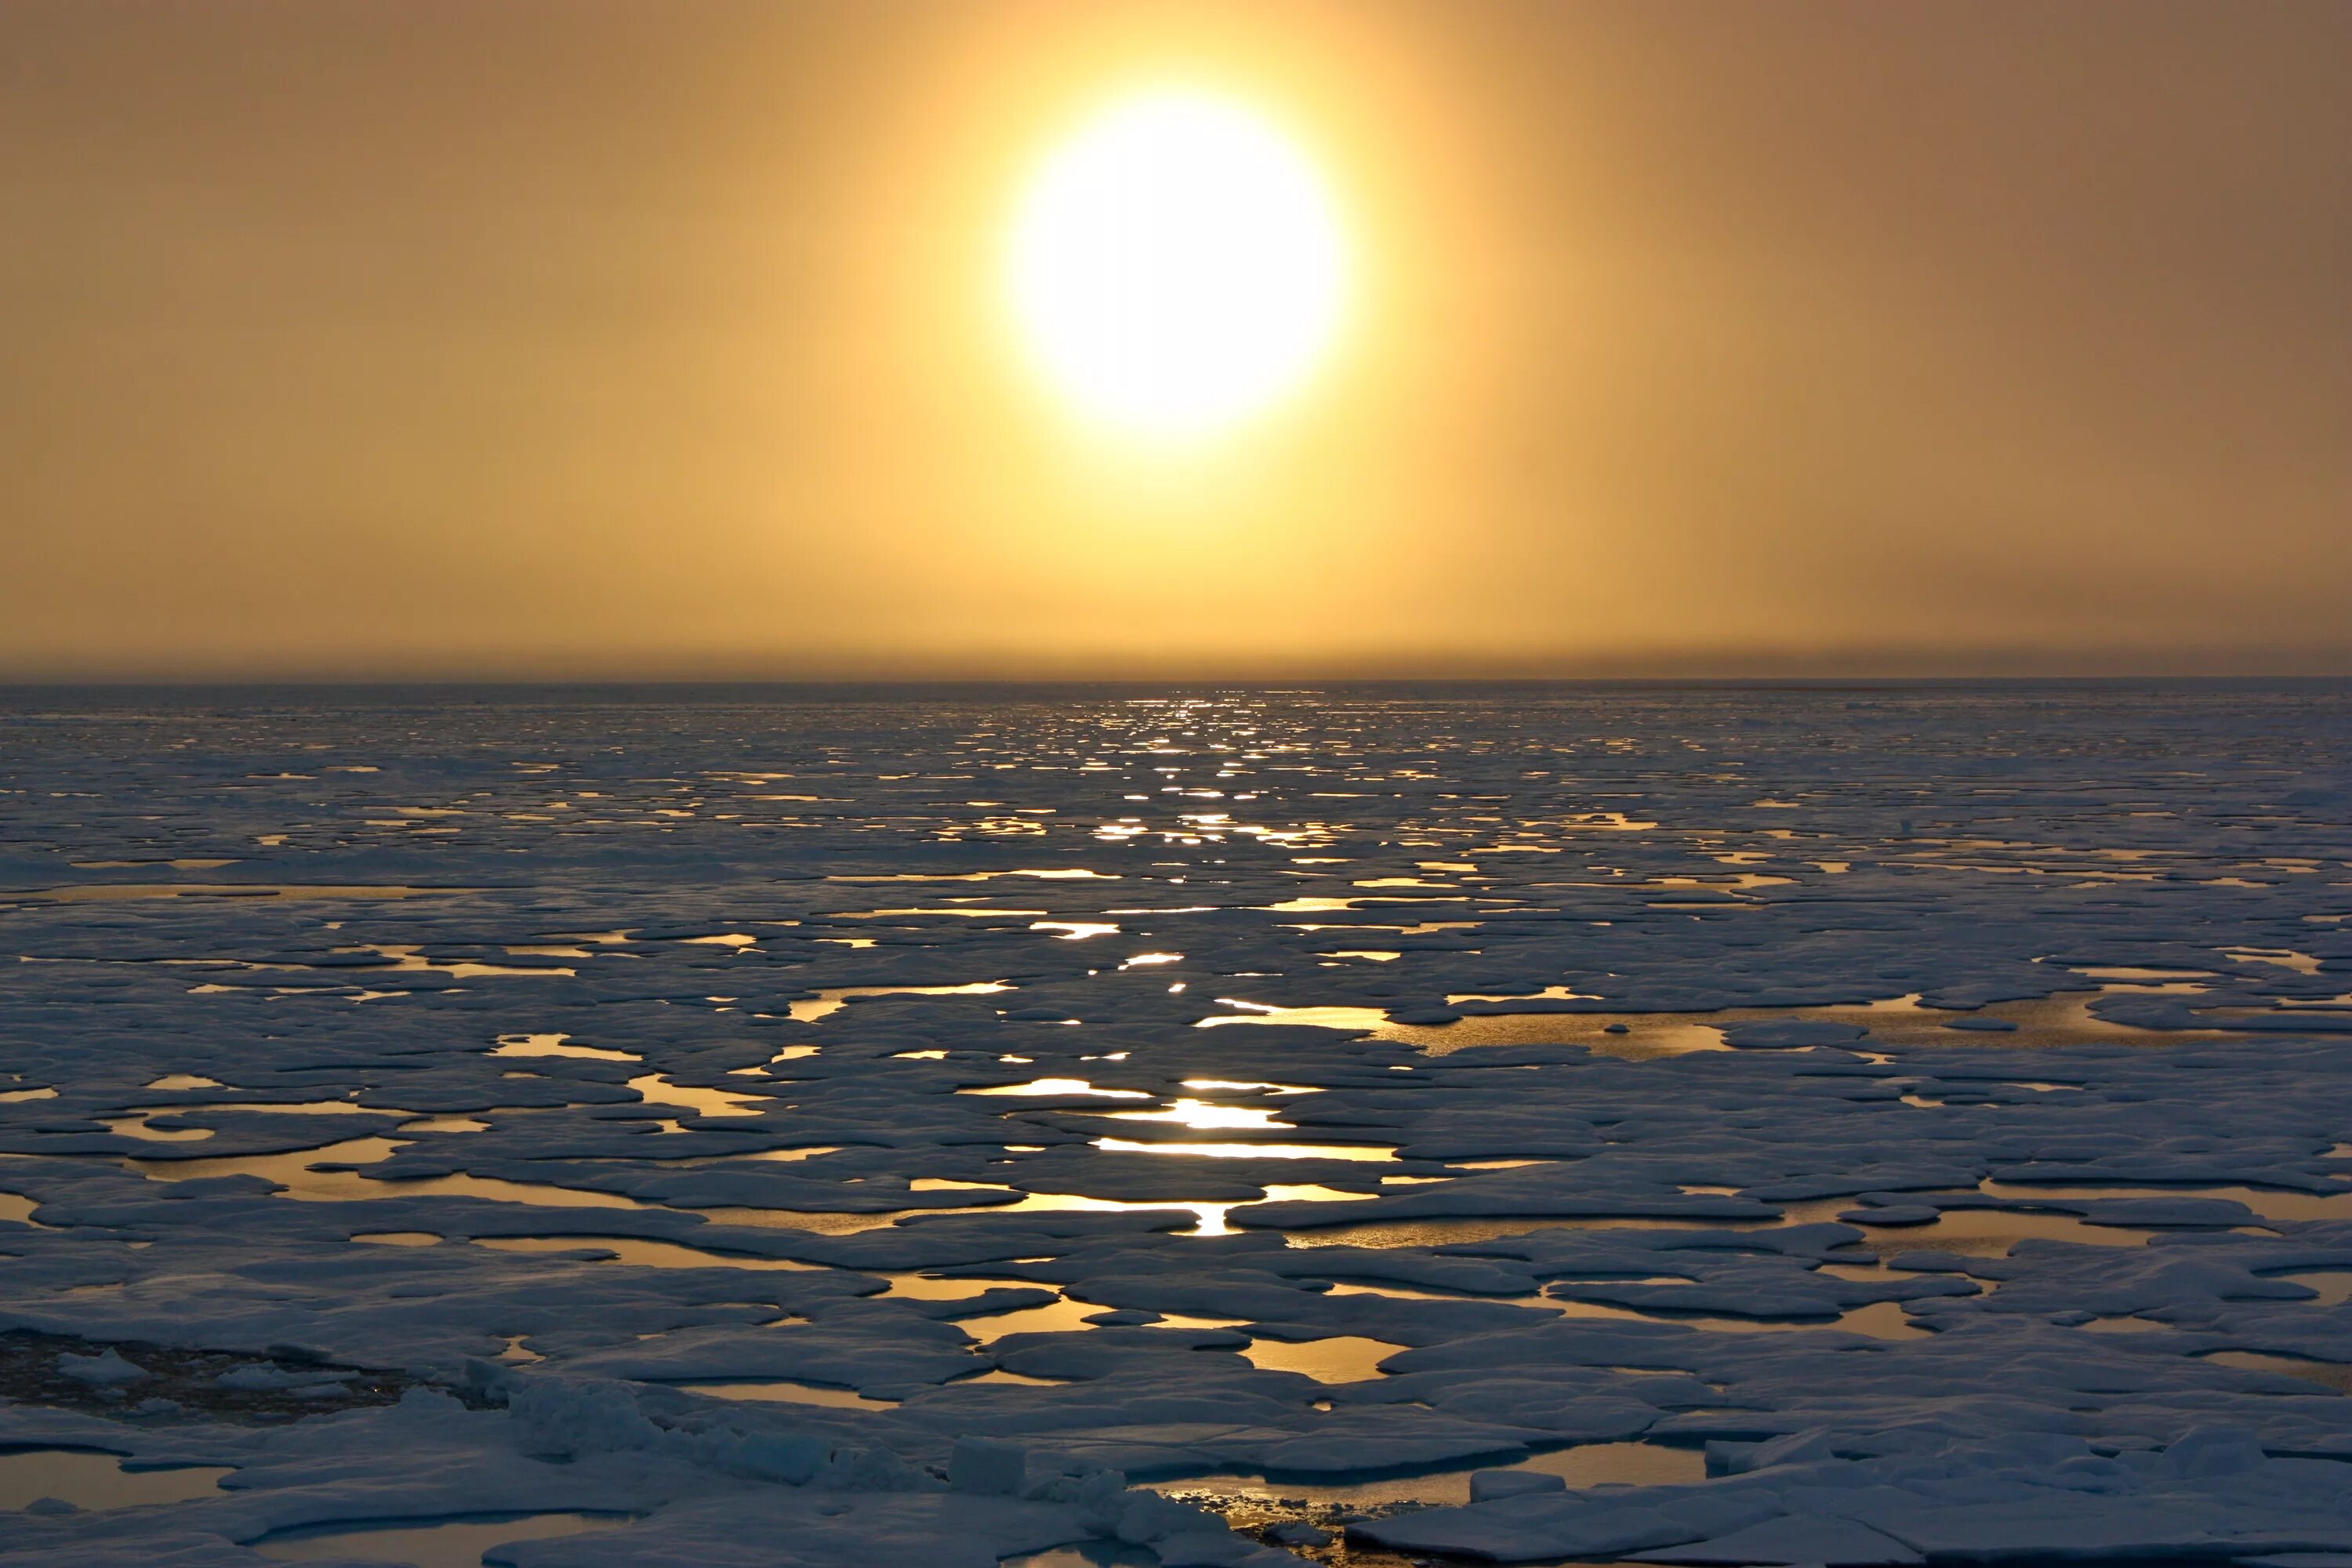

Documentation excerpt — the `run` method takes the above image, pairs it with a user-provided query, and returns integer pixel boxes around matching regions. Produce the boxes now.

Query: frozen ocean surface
[2,681,2350,1566]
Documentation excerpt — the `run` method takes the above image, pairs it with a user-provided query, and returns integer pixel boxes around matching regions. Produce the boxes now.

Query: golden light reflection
[1103,1098,1291,1131]
[964,1077,1150,1098]
[1092,1136,1396,1161]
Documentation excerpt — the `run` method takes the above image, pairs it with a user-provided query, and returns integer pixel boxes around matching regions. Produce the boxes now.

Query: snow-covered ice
[2,683,2348,1564]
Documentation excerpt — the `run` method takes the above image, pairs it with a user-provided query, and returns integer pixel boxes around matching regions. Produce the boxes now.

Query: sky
[2,0,2347,681]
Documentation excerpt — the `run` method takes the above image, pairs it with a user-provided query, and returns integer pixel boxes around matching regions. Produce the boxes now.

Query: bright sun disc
[1007,89,1348,439]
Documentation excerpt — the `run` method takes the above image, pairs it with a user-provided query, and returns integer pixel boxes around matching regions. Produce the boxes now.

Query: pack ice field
[2,684,2349,1567]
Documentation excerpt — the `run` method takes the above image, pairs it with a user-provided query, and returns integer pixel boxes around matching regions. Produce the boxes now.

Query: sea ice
[2,684,2348,1563]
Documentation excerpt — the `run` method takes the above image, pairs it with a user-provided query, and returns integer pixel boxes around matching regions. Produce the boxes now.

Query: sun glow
[1007,89,1349,439]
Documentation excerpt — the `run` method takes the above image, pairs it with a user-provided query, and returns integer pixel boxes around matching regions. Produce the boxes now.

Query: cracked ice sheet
[2,683,2350,1565]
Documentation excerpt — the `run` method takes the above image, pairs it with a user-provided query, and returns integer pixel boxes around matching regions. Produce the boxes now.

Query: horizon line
[9,644,2352,688]
[6,670,2352,691]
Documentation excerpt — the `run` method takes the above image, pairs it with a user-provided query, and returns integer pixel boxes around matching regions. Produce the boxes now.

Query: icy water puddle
[106,1099,404,1144]
[1189,977,2256,1073]
[131,1138,642,1210]
[1294,986,2245,1057]
[1553,1294,1927,1339]
[1150,1438,1707,1508]
[688,1380,898,1410]
[1980,1181,2352,1223]
[699,1182,1374,1239]
[1283,1203,2162,1255]
[787,982,1011,1023]
[2201,1351,2352,1394]
[470,1236,823,1270]
[1091,1138,1396,1161]
[1327,1279,1929,1340]
[1004,1544,1160,1568]
[254,1511,630,1566]
[2274,1271,2352,1306]
[0,1449,230,1511]
[1824,1207,2161,1255]
[1238,1335,1410,1382]
[491,1033,640,1062]
[877,1273,1242,1344]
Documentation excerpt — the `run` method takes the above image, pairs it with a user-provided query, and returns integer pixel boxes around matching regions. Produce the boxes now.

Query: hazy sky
[3,0,2347,679]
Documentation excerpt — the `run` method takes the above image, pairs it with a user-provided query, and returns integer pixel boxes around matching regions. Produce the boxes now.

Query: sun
[1006,88,1350,440]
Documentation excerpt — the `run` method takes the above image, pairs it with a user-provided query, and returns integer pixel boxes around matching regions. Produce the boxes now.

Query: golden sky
[3,0,2347,679]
